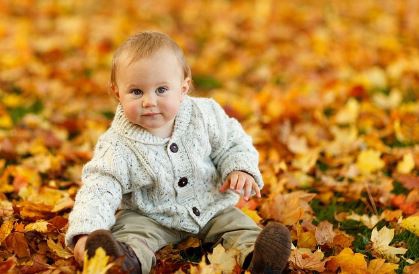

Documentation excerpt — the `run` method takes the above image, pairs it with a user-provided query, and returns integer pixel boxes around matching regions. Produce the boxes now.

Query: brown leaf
[315,221,335,246]
[289,248,328,272]
[5,232,30,258]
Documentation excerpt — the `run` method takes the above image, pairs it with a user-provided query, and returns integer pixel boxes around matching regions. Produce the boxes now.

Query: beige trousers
[111,207,261,273]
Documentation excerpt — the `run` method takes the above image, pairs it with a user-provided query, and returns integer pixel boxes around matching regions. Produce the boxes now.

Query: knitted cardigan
[65,96,263,247]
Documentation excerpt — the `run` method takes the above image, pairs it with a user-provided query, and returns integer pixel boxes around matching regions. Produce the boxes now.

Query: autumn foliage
[0,0,418,273]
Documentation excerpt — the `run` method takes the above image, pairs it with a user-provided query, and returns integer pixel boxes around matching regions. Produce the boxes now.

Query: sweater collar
[111,96,192,144]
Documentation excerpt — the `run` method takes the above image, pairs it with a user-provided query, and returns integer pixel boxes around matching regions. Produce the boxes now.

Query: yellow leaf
[0,113,13,128]
[207,244,239,273]
[346,212,382,229]
[82,247,114,274]
[47,238,73,259]
[401,216,419,237]
[370,227,407,263]
[24,220,49,233]
[327,248,367,274]
[2,94,24,108]
[241,206,262,223]
[0,220,14,244]
[396,153,415,174]
[367,258,397,274]
[356,149,385,174]
[335,98,359,124]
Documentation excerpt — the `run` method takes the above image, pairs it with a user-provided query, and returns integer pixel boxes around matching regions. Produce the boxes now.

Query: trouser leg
[111,209,186,274]
[199,207,261,266]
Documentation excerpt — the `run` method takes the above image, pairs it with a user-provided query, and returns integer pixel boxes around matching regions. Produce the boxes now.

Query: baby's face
[114,47,190,138]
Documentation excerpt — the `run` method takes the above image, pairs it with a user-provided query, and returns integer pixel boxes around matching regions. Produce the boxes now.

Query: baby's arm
[205,99,264,193]
[65,139,130,249]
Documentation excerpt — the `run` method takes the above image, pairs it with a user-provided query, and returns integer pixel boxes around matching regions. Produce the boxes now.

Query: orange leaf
[5,232,30,258]
[326,248,367,274]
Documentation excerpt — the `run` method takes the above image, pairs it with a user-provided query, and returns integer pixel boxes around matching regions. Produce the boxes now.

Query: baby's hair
[110,31,192,89]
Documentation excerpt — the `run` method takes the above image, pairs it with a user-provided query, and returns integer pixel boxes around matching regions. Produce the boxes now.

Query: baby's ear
[181,77,191,95]
[111,83,120,99]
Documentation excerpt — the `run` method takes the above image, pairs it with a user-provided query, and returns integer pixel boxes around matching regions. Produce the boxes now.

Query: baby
[65,31,291,273]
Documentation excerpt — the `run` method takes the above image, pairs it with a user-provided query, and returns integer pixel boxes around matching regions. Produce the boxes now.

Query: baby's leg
[199,207,261,266]
[111,209,185,273]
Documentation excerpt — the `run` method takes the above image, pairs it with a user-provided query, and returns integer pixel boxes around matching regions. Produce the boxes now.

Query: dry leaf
[47,238,73,259]
[356,149,385,174]
[326,248,367,274]
[367,258,398,274]
[315,221,335,245]
[82,247,114,274]
[370,226,407,263]
[400,216,419,237]
[289,248,328,272]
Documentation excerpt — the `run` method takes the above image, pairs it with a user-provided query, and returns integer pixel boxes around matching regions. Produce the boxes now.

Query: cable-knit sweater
[65,96,264,247]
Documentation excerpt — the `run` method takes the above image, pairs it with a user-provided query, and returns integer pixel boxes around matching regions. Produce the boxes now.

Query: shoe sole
[251,222,291,274]
[85,229,124,259]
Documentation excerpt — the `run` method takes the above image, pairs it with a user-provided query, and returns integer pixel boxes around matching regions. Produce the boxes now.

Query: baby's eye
[156,86,168,94]
[131,89,143,96]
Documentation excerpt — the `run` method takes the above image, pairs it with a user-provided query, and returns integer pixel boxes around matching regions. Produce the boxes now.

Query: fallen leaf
[82,247,114,274]
[367,258,398,274]
[0,220,14,244]
[24,220,49,233]
[356,149,385,174]
[47,238,73,259]
[396,153,415,174]
[315,221,335,245]
[289,248,328,272]
[370,226,407,263]
[326,248,367,274]
[400,216,419,236]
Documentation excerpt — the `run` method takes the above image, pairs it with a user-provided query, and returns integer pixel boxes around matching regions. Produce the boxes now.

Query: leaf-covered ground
[0,0,418,273]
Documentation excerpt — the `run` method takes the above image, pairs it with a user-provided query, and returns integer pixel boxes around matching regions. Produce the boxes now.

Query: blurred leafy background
[0,0,418,273]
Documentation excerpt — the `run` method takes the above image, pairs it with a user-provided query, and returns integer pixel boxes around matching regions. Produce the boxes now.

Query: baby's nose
[142,94,157,107]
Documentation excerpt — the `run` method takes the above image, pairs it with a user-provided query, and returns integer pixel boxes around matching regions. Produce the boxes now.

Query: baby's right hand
[73,235,88,264]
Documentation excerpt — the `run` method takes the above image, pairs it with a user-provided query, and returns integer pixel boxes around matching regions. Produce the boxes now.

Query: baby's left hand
[220,171,261,201]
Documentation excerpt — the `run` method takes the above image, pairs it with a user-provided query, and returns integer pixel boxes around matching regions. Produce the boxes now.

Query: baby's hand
[220,171,261,201]
[73,235,88,265]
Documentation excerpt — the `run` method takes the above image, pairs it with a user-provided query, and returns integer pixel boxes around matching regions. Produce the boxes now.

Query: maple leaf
[326,248,367,274]
[189,245,240,274]
[315,221,335,246]
[0,219,14,244]
[260,191,315,226]
[370,226,407,263]
[335,98,359,124]
[400,216,419,237]
[47,238,73,259]
[82,247,114,274]
[346,212,383,229]
[396,153,415,174]
[367,258,398,274]
[24,220,49,233]
[356,149,385,174]
[289,248,328,272]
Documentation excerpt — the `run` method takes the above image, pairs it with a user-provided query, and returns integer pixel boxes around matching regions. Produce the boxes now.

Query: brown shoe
[250,222,291,274]
[85,229,142,274]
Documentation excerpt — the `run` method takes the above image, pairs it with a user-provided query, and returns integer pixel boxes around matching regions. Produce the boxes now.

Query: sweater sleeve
[206,99,264,189]
[65,140,130,248]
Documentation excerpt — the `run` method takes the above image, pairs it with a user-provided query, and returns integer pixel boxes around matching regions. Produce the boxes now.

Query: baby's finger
[229,173,239,190]
[252,182,261,198]
[220,180,230,192]
[244,181,252,201]
[235,175,246,193]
